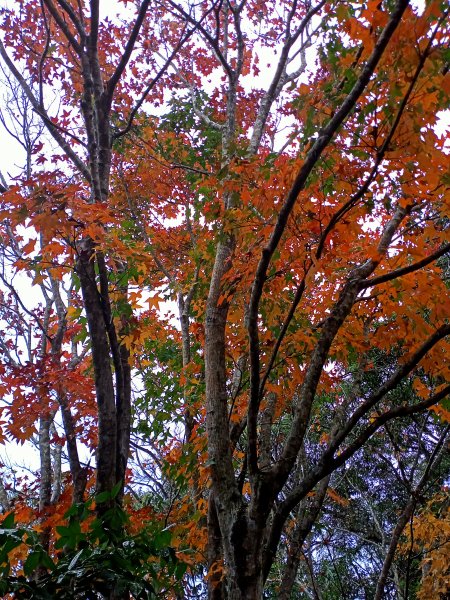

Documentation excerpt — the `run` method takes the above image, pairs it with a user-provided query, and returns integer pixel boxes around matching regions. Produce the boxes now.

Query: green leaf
[0,513,15,529]
[95,490,112,504]
[153,528,172,551]
[110,480,122,500]
[24,551,43,576]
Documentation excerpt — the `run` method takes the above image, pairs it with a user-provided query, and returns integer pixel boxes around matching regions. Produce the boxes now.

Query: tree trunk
[76,238,117,501]
[59,392,87,504]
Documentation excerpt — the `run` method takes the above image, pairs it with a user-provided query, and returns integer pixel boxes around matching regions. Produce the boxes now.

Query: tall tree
[0,1,449,598]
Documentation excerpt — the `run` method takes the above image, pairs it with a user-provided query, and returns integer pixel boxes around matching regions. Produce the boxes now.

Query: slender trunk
[0,475,10,511]
[36,414,53,580]
[116,340,131,494]
[178,292,196,442]
[50,422,62,503]
[38,415,52,515]
[278,476,330,600]
[59,392,87,504]
[38,415,51,511]
[206,238,263,599]
[374,501,415,600]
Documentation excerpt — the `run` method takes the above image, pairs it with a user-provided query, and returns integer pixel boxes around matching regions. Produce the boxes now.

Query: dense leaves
[0,0,449,598]
[0,497,185,599]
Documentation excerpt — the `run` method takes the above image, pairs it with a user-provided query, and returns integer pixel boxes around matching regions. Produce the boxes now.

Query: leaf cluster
[0,489,187,599]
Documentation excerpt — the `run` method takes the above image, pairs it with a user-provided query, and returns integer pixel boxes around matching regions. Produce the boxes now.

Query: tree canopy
[0,0,449,598]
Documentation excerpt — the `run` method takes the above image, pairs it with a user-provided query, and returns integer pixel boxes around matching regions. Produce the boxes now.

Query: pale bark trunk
[36,414,53,579]
[178,291,196,441]
[0,475,10,511]
[38,415,52,514]
[50,422,62,504]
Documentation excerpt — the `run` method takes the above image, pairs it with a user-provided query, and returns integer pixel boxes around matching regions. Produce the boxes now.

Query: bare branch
[164,0,234,79]
[265,380,450,582]
[325,323,450,464]
[0,41,91,182]
[113,22,198,140]
[374,424,450,600]
[248,0,327,154]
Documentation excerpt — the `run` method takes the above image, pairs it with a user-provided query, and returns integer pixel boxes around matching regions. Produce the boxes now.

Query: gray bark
[0,474,10,511]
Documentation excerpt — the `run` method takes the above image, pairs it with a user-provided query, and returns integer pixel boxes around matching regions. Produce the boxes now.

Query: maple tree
[0,0,449,598]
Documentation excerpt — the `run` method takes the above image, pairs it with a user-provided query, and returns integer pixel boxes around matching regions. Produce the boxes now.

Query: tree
[0,0,449,598]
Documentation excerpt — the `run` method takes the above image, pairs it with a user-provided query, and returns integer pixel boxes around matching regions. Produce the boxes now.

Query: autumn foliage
[0,0,449,598]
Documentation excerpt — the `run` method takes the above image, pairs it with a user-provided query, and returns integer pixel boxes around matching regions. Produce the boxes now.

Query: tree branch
[56,0,86,41]
[0,41,91,182]
[113,22,197,140]
[247,0,410,475]
[374,424,450,600]
[264,382,450,584]
[42,0,83,54]
[106,0,151,100]
[361,243,450,289]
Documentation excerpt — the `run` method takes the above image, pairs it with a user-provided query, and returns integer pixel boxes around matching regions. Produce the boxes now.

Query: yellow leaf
[32,272,46,285]
[336,4,348,22]
[147,294,163,310]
